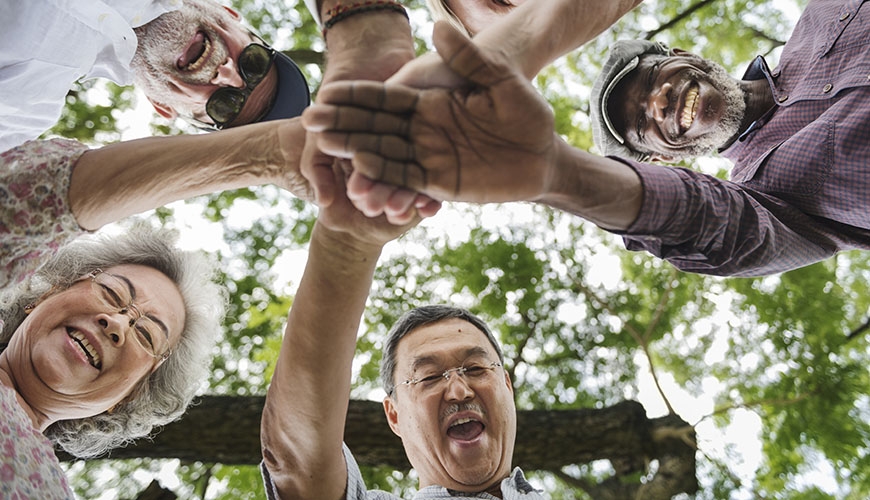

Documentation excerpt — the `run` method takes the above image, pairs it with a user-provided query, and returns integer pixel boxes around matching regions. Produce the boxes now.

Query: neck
[0,358,52,431]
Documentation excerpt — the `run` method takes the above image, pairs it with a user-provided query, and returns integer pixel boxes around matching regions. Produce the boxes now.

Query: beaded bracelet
[322,0,409,37]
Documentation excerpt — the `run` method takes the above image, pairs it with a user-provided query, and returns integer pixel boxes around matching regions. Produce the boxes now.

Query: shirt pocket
[742,118,835,197]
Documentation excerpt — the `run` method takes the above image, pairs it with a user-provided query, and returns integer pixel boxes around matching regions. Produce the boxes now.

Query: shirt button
[778,95,789,103]
[823,83,833,93]
[840,11,851,21]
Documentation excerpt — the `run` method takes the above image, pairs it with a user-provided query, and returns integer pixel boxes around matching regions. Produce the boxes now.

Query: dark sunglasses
[205,43,276,129]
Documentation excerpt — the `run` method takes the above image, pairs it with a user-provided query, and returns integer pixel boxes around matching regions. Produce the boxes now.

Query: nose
[649,81,673,123]
[443,372,475,402]
[211,58,245,88]
[97,312,133,345]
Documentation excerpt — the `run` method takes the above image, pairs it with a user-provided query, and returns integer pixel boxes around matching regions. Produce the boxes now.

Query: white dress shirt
[0,0,180,152]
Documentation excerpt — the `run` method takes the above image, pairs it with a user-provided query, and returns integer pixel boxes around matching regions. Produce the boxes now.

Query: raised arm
[474,0,644,80]
[260,170,417,499]
[68,118,308,230]
[299,0,428,211]
[391,0,645,87]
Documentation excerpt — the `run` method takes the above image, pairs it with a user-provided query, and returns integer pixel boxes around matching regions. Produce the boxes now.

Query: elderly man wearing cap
[2,0,432,278]
[1,0,312,152]
[301,0,870,277]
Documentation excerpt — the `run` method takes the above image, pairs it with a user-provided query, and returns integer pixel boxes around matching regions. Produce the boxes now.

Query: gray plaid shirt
[261,443,544,499]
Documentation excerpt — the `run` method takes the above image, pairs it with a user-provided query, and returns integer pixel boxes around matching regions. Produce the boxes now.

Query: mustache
[441,402,486,421]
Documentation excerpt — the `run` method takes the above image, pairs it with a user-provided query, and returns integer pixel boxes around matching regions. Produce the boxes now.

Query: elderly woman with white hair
[0,116,308,496]
[0,225,225,498]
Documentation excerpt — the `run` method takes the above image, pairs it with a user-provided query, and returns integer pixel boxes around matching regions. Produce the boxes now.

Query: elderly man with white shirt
[0,0,310,152]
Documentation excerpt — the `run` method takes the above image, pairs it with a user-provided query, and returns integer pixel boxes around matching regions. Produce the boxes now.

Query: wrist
[311,220,385,260]
[538,136,642,230]
[318,1,414,83]
[322,1,408,36]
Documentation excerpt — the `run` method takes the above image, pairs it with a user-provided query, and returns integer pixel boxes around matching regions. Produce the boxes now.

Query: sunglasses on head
[205,43,276,129]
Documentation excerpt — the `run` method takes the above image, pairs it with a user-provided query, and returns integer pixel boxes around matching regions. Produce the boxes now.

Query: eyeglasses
[205,43,277,129]
[88,269,172,362]
[395,360,502,395]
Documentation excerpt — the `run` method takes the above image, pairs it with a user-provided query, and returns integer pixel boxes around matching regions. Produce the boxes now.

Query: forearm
[536,135,643,230]
[69,119,305,230]
[261,223,383,500]
[619,163,846,277]
[474,0,645,79]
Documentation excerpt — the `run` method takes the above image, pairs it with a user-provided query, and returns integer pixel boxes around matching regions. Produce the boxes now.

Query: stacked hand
[301,21,559,220]
[299,5,440,223]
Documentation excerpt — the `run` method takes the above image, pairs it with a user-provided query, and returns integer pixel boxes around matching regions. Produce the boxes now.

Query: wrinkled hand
[316,160,420,247]
[302,7,416,207]
[302,21,558,205]
[387,51,466,89]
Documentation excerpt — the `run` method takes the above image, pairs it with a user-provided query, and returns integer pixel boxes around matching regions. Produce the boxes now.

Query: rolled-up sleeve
[612,158,856,277]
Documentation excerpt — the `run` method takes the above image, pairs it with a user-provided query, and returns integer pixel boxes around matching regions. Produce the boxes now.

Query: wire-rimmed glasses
[88,269,172,362]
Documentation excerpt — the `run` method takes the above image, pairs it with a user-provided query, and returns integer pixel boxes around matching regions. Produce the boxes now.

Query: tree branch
[643,0,719,40]
[846,314,870,342]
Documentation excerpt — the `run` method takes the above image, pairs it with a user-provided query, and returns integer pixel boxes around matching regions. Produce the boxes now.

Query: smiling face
[445,0,526,35]
[1,264,185,430]
[130,0,278,127]
[383,318,516,492]
[610,50,746,161]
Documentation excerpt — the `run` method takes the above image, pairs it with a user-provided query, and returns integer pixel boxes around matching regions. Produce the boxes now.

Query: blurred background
[46,0,870,498]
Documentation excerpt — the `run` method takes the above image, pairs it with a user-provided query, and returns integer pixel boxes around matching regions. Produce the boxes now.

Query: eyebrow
[408,346,492,373]
[115,274,171,340]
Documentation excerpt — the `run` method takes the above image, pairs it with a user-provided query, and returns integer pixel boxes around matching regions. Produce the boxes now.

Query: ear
[382,397,403,437]
[147,97,177,120]
[222,6,241,20]
[503,369,514,395]
[670,48,689,57]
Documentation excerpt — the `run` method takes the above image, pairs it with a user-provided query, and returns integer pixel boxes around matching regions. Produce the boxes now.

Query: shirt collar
[719,55,778,151]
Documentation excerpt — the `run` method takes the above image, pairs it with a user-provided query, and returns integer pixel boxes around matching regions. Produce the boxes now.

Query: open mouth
[679,82,700,132]
[447,417,485,442]
[67,327,102,369]
[178,31,212,72]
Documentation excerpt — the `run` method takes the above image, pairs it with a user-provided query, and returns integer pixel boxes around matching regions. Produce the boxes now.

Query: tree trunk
[62,397,697,499]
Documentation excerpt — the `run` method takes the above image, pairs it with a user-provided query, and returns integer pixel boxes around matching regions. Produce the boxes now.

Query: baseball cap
[590,40,670,161]
[258,50,311,122]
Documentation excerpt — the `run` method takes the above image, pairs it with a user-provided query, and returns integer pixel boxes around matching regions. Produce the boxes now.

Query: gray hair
[425,0,472,37]
[0,223,226,458]
[379,305,503,398]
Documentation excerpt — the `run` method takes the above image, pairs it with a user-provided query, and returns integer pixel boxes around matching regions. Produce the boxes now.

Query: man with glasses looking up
[259,181,538,498]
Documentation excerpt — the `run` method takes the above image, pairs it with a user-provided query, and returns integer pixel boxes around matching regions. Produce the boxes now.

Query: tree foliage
[48,0,868,498]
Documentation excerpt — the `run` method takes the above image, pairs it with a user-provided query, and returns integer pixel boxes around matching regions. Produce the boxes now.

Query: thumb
[431,20,513,89]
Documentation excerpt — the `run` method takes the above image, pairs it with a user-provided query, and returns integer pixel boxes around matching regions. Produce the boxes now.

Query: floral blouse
[0,138,89,289]
[1,138,88,499]
[0,384,74,499]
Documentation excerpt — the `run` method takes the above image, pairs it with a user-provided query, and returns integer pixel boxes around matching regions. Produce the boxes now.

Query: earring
[24,303,36,314]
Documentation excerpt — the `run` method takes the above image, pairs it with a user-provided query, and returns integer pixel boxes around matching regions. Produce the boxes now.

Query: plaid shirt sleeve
[613,159,847,277]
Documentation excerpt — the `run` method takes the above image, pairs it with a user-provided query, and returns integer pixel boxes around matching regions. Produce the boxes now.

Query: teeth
[67,328,102,369]
[450,417,475,428]
[680,86,699,129]
[185,36,211,72]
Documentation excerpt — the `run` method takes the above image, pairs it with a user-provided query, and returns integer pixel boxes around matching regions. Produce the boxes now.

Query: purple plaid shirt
[618,0,870,277]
